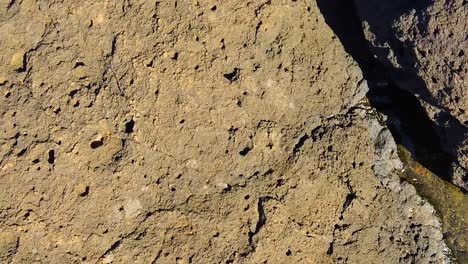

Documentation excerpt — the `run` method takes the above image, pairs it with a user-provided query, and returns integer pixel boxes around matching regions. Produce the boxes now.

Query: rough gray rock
[353,0,468,188]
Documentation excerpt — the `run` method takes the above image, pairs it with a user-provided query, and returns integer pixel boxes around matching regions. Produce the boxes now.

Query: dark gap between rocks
[316,0,461,183]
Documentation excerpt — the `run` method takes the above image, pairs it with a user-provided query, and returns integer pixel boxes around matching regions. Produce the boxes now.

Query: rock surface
[352,0,468,188]
[0,0,451,263]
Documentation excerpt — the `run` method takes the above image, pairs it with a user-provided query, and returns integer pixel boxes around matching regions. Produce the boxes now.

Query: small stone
[124,198,142,218]
[163,50,178,60]
[144,57,153,67]
[216,182,230,191]
[10,51,25,71]
[71,98,80,107]
[74,183,89,197]
[73,67,87,79]
[84,19,93,28]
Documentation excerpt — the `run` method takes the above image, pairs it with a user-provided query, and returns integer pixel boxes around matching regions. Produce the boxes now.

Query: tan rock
[73,67,87,79]
[0,232,19,262]
[74,183,89,196]
[10,51,25,71]
[84,19,93,28]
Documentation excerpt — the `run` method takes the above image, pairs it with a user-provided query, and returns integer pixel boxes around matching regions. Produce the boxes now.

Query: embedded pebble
[74,183,89,196]
[10,51,25,71]
[84,19,93,28]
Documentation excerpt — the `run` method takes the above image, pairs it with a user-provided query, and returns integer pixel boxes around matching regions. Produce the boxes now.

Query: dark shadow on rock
[316,0,467,183]
[352,0,433,70]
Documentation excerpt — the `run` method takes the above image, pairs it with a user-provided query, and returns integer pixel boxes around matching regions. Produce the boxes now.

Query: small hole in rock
[74,62,85,68]
[418,49,426,58]
[286,249,292,256]
[239,146,252,156]
[47,150,55,164]
[80,186,90,197]
[276,178,284,187]
[224,68,240,82]
[125,119,135,133]
[90,139,104,149]
[17,148,27,157]
[69,89,78,97]
[211,5,217,11]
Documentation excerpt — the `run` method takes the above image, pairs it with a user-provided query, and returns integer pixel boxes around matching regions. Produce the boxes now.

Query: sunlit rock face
[0,1,453,263]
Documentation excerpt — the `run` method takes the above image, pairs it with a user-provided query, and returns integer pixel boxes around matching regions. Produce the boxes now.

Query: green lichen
[396,144,411,165]
[396,145,468,263]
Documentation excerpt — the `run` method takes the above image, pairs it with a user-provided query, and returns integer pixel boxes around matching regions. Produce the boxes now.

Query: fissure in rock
[316,0,462,185]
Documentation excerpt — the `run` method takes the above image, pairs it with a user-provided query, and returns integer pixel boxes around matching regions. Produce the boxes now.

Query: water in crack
[398,146,468,263]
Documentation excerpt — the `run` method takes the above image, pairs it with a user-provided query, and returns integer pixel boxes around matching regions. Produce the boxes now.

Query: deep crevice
[316,0,466,184]
[242,196,273,257]
[292,133,309,156]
